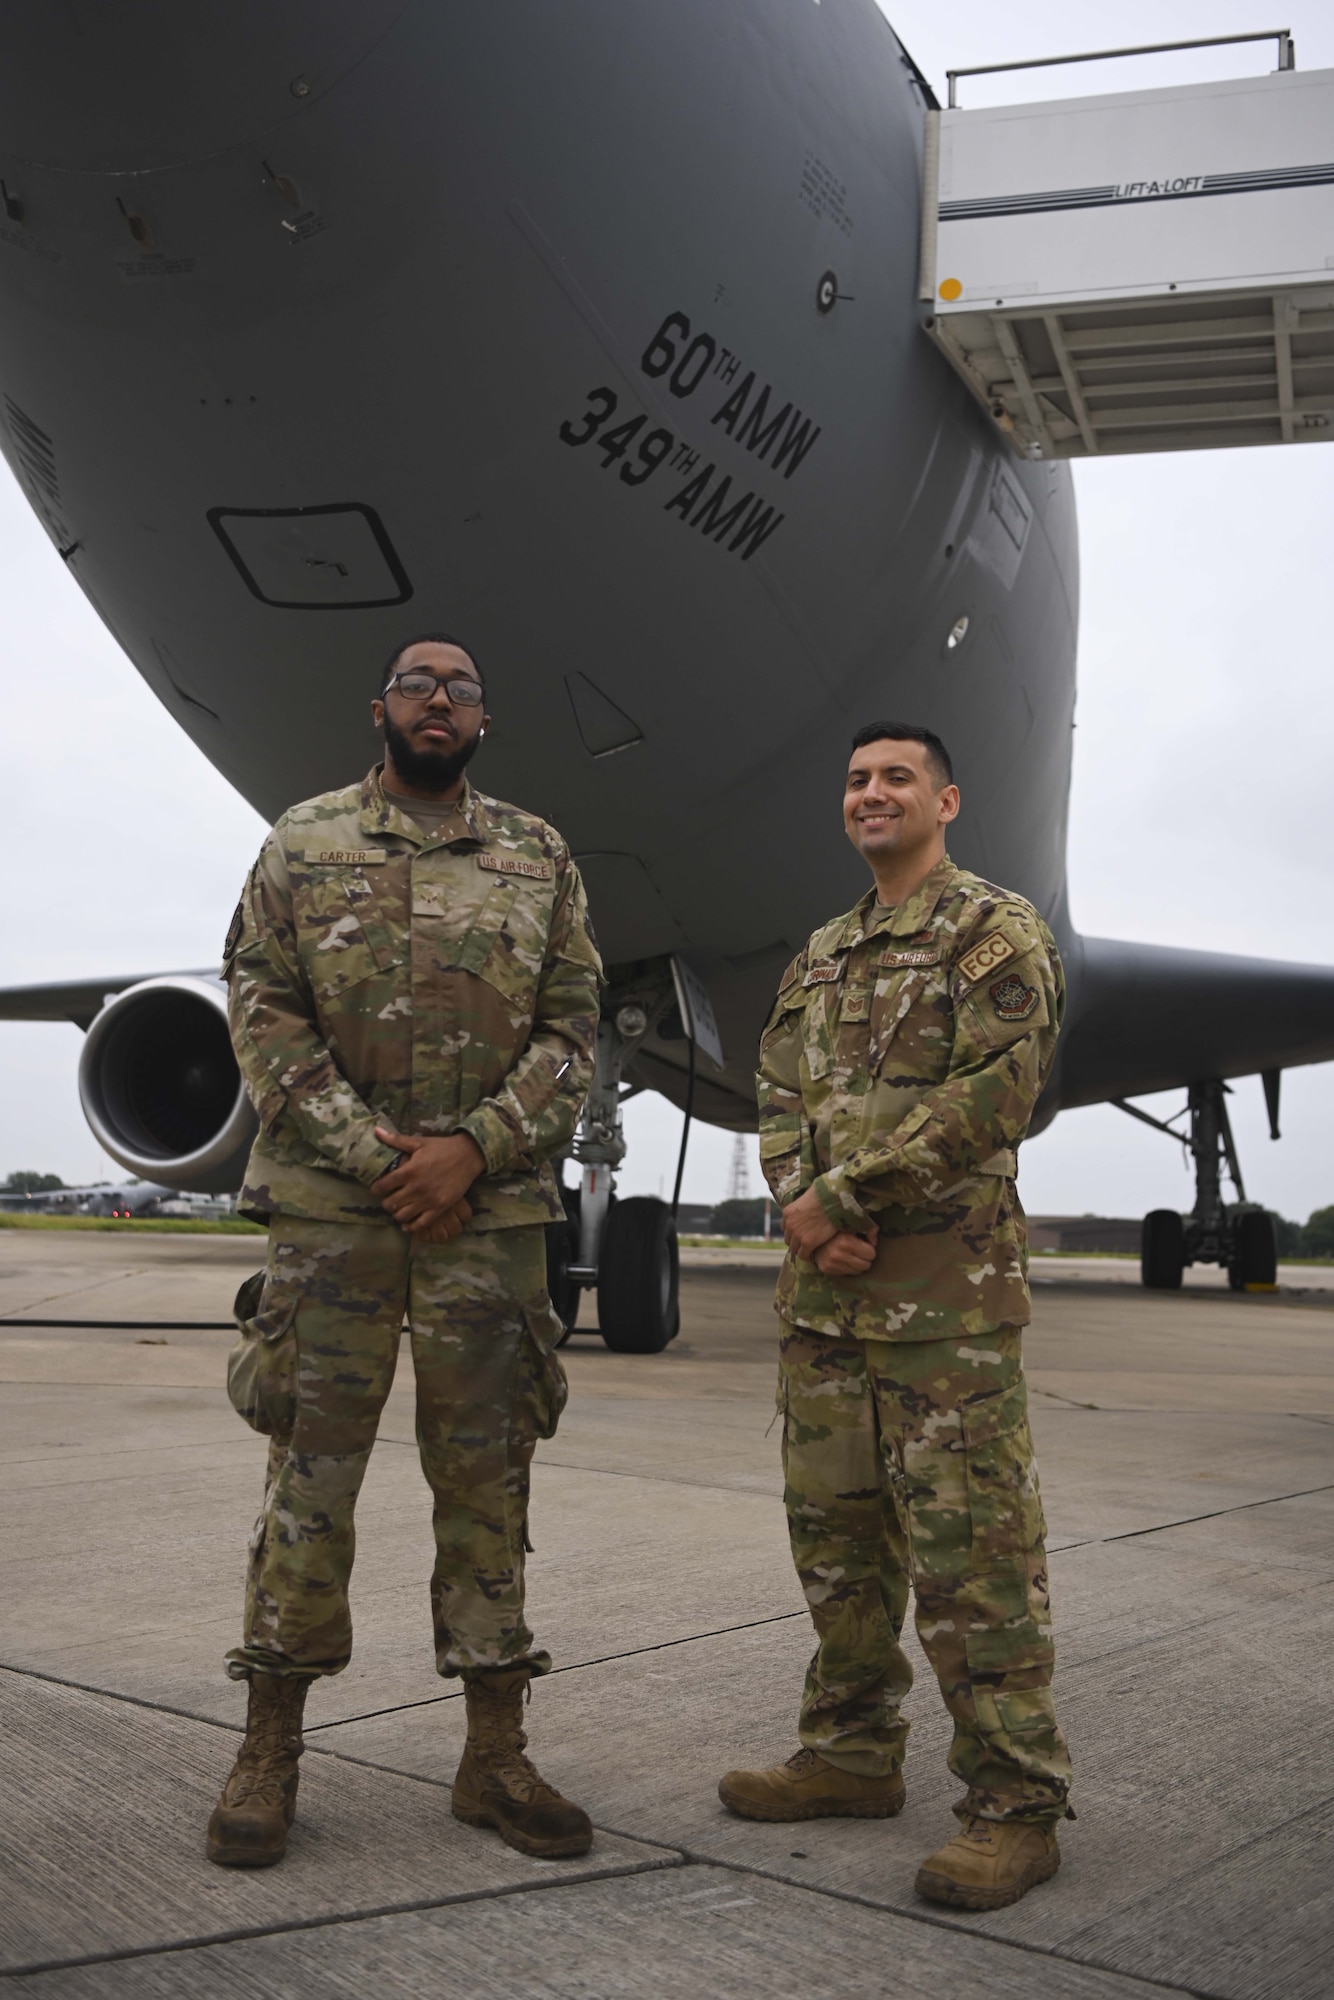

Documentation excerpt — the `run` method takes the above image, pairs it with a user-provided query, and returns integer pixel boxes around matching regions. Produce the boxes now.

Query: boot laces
[228,1678,305,1804]
[467,1677,562,1804]
[227,1751,292,1811]
[491,1742,561,1805]
[784,1748,824,1776]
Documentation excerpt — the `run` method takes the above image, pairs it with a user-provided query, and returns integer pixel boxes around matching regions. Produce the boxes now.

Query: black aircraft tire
[598,1197,679,1354]
[545,1185,582,1346]
[1141,1209,1185,1290]
[1228,1209,1277,1291]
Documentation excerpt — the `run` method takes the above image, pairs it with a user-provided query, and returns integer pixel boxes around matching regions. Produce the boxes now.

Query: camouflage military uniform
[222,767,601,1683]
[758,856,1072,1824]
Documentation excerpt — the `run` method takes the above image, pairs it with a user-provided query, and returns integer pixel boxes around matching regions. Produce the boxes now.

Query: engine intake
[78,976,256,1193]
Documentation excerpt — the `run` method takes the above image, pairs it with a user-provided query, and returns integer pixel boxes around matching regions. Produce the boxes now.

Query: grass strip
[0,1213,264,1235]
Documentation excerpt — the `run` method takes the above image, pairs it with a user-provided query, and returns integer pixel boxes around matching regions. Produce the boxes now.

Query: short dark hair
[379,632,483,695]
[849,720,953,787]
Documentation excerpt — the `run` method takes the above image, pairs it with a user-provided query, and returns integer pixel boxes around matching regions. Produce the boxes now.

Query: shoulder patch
[990,972,1039,1022]
[296,848,389,866]
[478,851,553,881]
[957,932,1017,986]
[223,898,244,963]
[803,958,843,986]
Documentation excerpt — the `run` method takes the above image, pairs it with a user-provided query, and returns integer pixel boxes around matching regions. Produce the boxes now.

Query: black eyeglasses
[384,671,485,705]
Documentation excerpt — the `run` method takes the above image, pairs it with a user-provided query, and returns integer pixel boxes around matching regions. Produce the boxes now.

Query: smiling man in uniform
[718,722,1073,1911]
[208,635,603,1869]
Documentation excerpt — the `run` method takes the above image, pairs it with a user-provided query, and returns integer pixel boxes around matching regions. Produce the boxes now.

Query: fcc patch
[990,973,1039,1022]
[957,932,1016,985]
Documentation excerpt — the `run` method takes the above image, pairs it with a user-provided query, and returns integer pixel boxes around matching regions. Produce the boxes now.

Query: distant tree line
[4,1172,1332,1257]
[703,1195,1334,1259]
[1272,1207,1334,1258]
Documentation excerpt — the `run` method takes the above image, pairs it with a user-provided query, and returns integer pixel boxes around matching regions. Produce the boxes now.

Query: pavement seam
[0,1440,252,1468]
[0,1613,813,1747]
[0,1660,243,1737]
[0,1851,688,1982]
[0,1271,150,1319]
[305,1609,810,1734]
[1098,1479,1334,1541]
[1050,1479,1334,1554]
[1055,1787,1334,1961]
[0,1319,236,1330]
[675,1849,1222,2000]
[370,1437,781,1498]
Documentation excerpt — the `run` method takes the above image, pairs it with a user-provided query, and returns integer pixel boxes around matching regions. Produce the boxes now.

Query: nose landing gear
[545,981,682,1352]
[1115,1079,1279,1292]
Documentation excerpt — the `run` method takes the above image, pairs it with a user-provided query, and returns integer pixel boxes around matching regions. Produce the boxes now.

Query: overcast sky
[3,1,1333,1224]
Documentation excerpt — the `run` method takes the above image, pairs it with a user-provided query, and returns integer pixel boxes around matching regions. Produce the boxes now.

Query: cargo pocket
[226,1268,299,1437]
[515,1300,570,1443]
[961,1378,1046,1561]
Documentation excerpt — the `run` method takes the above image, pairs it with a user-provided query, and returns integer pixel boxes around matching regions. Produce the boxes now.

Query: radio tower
[727,1133,751,1204]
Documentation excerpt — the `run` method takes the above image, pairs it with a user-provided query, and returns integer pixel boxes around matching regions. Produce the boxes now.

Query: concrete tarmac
[2,1232,1331,1998]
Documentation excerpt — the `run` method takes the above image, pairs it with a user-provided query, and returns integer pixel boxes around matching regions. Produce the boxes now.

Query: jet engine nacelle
[78,977,255,1195]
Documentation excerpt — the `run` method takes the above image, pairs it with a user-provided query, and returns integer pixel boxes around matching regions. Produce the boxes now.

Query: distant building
[1027,1215,1142,1255]
[674,1203,717,1234]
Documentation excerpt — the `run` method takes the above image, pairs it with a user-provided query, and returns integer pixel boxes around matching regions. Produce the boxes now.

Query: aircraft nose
[0,0,407,173]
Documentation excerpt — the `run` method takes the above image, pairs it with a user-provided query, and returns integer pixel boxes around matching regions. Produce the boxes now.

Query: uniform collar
[850,855,960,944]
[359,766,486,849]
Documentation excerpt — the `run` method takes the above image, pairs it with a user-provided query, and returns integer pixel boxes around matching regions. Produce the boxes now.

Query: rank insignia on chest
[990,973,1039,1021]
[956,932,1016,984]
[477,852,553,880]
[803,959,843,986]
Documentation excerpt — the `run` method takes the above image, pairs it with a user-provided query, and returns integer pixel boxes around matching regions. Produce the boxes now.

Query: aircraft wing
[0,973,217,1031]
[1055,936,1334,1109]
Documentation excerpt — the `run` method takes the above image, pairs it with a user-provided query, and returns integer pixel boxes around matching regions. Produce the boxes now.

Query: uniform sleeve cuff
[347,1132,404,1188]
[458,1105,517,1176]
[811,1169,871,1231]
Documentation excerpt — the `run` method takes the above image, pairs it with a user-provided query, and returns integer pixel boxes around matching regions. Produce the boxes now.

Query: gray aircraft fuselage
[1,0,1330,1154]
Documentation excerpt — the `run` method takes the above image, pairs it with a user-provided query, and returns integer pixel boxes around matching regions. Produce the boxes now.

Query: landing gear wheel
[1228,1209,1277,1291]
[597,1197,679,1354]
[545,1185,582,1346]
[1141,1209,1185,1290]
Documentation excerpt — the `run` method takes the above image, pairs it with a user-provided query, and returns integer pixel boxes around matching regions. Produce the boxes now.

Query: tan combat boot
[452,1666,593,1859]
[718,1747,907,1822]
[915,1814,1060,1909]
[206,1672,310,1867]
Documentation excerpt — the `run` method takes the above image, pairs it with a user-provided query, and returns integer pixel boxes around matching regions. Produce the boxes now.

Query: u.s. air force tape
[879,946,941,968]
[956,932,1017,985]
[477,852,552,880]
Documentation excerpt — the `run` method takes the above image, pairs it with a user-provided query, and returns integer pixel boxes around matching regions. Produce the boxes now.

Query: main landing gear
[1117,1078,1279,1293]
[545,980,682,1354]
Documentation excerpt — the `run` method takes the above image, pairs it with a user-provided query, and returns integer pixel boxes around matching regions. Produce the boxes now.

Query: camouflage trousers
[779,1319,1072,1824]
[225,1218,567,1684]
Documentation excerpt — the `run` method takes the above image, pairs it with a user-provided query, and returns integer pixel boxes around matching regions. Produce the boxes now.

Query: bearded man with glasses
[208,634,603,1870]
